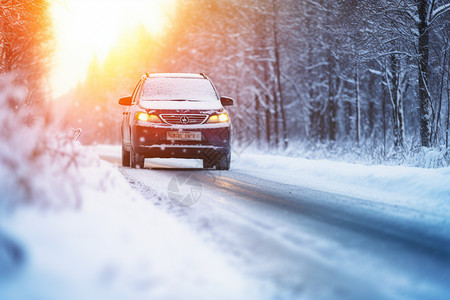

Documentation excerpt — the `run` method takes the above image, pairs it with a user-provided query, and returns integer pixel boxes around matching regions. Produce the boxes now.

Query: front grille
[160,114,208,125]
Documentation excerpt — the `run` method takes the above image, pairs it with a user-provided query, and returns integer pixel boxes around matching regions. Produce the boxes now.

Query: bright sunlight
[50,0,174,97]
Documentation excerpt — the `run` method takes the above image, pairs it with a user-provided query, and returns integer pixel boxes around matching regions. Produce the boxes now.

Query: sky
[50,0,174,98]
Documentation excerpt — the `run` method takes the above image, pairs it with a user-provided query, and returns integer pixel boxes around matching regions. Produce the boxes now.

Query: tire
[122,145,130,167]
[203,158,214,169]
[130,148,145,169]
[215,151,231,170]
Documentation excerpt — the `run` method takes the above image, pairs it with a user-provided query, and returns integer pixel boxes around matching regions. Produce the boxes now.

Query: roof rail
[200,72,208,79]
[145,72,150,77]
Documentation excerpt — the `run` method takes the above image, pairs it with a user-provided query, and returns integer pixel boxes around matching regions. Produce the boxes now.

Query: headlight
[135,112,162,123]
[207,112,229,123]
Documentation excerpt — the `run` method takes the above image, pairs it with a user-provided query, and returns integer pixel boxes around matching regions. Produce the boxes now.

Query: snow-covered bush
[0,75,96,209]
[238,137,450,168]
[407,146,450,168]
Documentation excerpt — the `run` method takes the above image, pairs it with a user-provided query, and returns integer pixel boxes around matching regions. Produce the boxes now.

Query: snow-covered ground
[1,143,449,300]
[0,147,271,300]
[233,153,450,222]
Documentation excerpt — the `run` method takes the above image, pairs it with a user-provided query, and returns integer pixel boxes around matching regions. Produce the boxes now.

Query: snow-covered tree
[0,0,52,105]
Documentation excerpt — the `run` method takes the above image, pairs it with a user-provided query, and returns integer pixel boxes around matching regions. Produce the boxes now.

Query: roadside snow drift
[0,150,268,300]
[233,153,450,220]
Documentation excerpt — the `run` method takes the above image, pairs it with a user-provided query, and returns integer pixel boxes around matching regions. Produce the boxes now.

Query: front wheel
[130,148,145,169]
[122,146,130,167]
[216,151,231,170]
[203,158,214,169]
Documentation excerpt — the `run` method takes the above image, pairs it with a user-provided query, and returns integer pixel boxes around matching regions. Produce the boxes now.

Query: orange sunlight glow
[51,0,175,98]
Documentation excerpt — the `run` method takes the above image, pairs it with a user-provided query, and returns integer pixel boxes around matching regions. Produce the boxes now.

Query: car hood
[139,100,223,111]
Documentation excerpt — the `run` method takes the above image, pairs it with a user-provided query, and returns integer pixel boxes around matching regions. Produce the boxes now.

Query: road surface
[99,154,450,300]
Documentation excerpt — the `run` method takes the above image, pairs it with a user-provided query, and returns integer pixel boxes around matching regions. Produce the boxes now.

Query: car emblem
[180,116,189,124]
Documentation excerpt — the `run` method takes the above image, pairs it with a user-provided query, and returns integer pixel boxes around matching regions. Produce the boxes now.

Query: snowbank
[232,140,450,168]
[233,153,450,219]
[0,150,267,300]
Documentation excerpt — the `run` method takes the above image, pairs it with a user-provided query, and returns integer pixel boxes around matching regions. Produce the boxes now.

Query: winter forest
[67,0,450,166]
[2,0,450,167]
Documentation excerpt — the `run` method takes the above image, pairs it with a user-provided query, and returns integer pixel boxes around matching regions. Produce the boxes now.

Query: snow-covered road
[98,146,450,300]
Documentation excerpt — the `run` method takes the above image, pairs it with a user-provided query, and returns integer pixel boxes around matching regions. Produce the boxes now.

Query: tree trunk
[272,0,288,149]
[434,44,448,145]
[328,48,337,141]
[265,94,272,146]
[355,65,361,144]
[390,54,400,147]
[446,69,450,148]
[255,94,261,145]
[382,71,387,158]
[398,93,405,147]
[417,0,432,147]
[272,82,280,148]
[345,100,352,137]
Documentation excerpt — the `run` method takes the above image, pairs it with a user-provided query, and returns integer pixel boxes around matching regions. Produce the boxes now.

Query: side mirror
[220,96,234,106]
[118,96,132,106]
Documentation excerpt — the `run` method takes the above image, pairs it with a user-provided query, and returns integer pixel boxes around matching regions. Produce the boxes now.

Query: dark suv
[119,73,233,170]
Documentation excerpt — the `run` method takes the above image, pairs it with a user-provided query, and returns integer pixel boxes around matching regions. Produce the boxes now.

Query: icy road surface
[97,146,450,300]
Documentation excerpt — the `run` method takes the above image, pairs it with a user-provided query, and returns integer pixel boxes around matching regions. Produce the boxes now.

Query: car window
[141,78,218,102]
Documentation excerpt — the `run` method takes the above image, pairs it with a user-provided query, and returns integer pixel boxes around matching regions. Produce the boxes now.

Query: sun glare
[51,0,174,98]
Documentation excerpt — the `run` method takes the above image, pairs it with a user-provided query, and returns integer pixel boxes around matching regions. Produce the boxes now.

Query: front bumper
[131,123,231,159]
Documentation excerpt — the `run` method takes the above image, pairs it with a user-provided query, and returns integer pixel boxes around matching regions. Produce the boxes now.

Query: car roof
[146,73,205,79]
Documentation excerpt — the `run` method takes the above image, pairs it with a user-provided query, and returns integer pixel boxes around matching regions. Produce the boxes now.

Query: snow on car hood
[139,100,223,110]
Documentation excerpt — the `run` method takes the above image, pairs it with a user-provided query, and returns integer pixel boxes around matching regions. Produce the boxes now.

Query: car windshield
[141,77,218,102]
